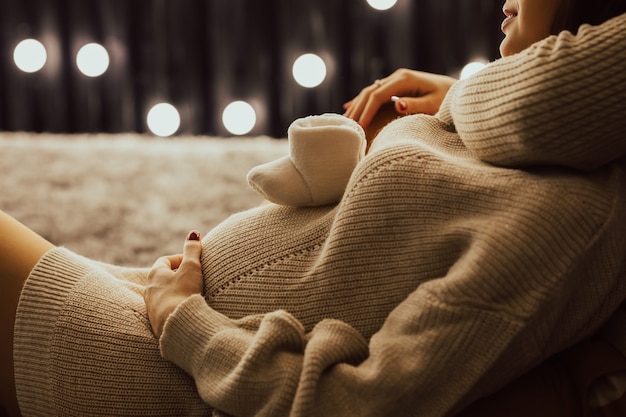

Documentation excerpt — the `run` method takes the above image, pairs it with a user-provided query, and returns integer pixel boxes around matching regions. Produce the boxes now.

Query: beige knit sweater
[15,13,626,417]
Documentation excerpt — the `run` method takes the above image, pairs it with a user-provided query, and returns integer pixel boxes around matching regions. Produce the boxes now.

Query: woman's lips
[501,9,517,32]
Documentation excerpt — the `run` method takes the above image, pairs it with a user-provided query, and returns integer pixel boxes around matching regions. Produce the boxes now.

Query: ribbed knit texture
[14,14,626,417]
[14,250,212,416]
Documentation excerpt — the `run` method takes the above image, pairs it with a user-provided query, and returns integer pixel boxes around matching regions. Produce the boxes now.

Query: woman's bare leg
[0,211,55,417]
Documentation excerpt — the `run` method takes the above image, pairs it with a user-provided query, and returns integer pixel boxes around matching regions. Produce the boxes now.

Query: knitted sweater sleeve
[444,13,626,170]
[161,299,372,416]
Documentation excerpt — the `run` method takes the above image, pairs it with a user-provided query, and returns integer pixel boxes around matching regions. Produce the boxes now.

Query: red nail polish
[188,231,200,241]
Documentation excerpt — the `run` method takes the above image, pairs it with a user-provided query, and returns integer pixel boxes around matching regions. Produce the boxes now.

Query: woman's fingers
[144,231,203,338]
[344,80,396,129]
[152,254,183,271]
[344,73,409,128]
[358,87,396,128]
[344,69,457,129]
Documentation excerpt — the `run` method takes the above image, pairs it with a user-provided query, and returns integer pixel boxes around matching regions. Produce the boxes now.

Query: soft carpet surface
[0,132,288,266]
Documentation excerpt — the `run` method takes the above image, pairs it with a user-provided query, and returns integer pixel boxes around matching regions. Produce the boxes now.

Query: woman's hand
[144,230,203,338]
[343,68,457,130]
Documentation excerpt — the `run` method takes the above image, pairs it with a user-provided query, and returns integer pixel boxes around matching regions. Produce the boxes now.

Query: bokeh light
[147,103,181,137]
[460,61,488,80]
[222,101,257,135]
[76,43,110,77]
[292,53,327,88]
[13,39,47,73]
[367,0,398,11]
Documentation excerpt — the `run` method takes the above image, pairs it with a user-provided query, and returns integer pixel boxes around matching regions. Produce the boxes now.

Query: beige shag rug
[0,132,287,267]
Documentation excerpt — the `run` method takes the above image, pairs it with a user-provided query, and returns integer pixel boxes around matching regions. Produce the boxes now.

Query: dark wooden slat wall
[0,0,503,137]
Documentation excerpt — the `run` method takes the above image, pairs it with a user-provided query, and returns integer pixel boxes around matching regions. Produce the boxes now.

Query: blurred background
[0,0,504,138]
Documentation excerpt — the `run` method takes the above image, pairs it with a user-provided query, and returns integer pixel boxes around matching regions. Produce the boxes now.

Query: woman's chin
[499,38,518,58]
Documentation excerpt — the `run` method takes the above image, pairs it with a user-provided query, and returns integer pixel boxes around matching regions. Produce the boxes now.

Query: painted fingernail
[398,101,408,112]
[188,231,200,241]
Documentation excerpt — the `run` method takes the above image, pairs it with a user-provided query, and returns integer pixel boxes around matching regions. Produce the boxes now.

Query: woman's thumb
[182,230,202,263]
[397,96,439,116]
[393,97,409,114]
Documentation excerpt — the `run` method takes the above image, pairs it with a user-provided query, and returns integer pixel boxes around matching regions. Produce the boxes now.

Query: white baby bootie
[247,113,366,207]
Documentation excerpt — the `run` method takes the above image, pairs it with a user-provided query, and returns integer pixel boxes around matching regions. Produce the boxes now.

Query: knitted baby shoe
[247,113,366,207]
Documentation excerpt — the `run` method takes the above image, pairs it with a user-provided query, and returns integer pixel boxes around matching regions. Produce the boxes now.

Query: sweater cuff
[159,294,235,375]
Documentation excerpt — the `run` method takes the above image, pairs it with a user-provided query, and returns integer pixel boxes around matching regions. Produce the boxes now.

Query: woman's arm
[161,299,372,416]
[447,13,626,170]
